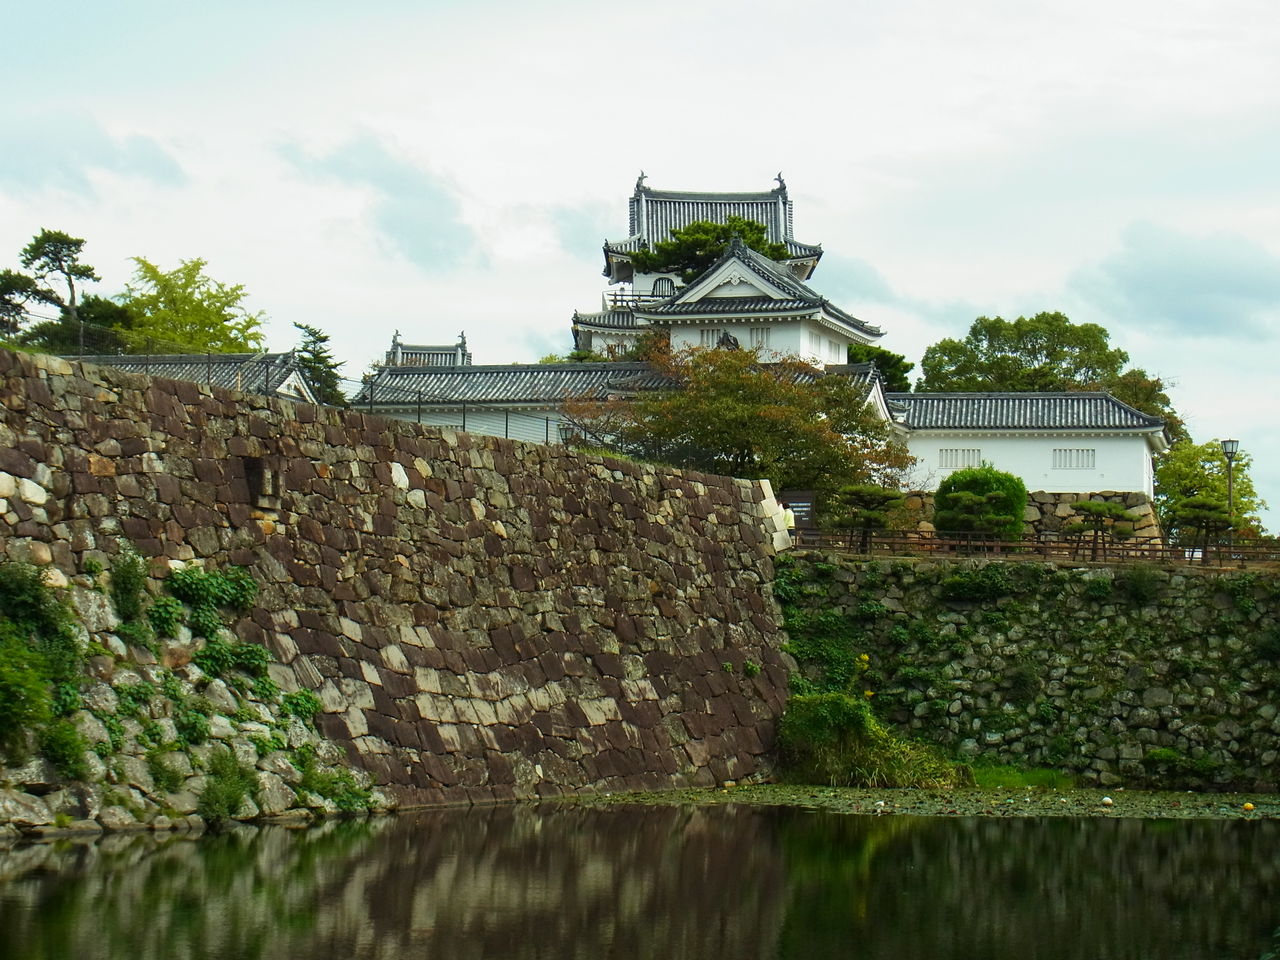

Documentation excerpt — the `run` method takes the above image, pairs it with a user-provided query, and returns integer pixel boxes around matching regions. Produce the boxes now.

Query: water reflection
[0,805,1276,960]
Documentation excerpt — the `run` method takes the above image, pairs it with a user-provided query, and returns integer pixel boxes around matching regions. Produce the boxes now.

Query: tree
[16,295,138,355]
[846,343,914,392]
[1154,440,1265,535]
[934,464,1027,542]
[1060,499,1139,561]
[292,322,347,406]
[564,346,913,494]
[1167,496,1232,562]
[121,257,266,353]
[918,311,1185,441]
[820,484,905,552]
[20,230,99,325]
[539,349,610,364]
[919,312,1128,392]
[0,270,42,335]
[628,216,790,284]
[0,230,98,337]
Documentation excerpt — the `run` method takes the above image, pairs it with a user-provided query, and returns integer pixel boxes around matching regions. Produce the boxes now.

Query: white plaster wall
[906,432,1156,496]
[392,409,564,445]
[668,319,846,364]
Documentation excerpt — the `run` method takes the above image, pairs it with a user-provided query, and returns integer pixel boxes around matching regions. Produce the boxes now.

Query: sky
[2,0,1278,526]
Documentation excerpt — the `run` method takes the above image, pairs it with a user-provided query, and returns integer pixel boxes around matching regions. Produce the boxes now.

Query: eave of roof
[352,362,657,405]
[885,392,1167,431]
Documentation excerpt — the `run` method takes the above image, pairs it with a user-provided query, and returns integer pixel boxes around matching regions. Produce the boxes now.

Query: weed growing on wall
[293,744,372,812]
[0,563,86,766]
[197,747,260,823]
[774,553,967,788]
[778,692,968,788]
[166,565,257,639]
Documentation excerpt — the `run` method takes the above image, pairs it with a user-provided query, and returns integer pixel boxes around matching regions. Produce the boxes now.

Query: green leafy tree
[292,322,347,406]
[539,349,611,364]
[934,464,1027,542]
[1154,440,1265,534]
[17,295,138,355]
[919,312,1128,392]
[565,347,913,493]
[846,343,914,392]
[917,312,1185,441]
[820,484,905,552]
[628,216,790,284]
[121,257,266,353]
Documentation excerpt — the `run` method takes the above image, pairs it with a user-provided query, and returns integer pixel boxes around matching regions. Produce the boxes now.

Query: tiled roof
[886,392,1166,431]
[68,352,315,401]
[638,238,882,338]
[571,309,640,330]
[640,296,813,316]
[352,362,656,406]
[608,179,822,264]
[355,358,881,408]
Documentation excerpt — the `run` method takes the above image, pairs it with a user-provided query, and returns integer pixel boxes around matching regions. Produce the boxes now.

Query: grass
[970,765,1076,790]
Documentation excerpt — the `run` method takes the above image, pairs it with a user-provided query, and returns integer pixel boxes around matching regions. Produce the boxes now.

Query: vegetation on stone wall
[777,550,1280,790]
[773,554,970,788]
[0,549,383,834]
[0,564,84,766]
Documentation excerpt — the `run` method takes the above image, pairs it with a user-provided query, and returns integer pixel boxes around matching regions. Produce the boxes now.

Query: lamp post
[1220,438,1239,526]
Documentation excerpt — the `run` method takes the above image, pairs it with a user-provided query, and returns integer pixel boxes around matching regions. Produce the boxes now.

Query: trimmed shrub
[934,464,1027,542]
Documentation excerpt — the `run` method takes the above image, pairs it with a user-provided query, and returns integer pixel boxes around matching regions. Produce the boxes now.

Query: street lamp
[1220,438,1239,527]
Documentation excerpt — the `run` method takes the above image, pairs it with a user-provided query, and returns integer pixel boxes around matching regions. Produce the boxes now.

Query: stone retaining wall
[0,348,791,804]
[780,552,1279,789]
[902,490,1162,540]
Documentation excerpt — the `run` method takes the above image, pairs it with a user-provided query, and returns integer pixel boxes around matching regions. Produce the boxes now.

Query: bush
[0,624,51,760]
[39,718,88,780]
[0,563,81,684]
[146,747,185,792]
[934,464,1027,542]
[197,747,259,823]
[293,744,372,812]
[148,596,185,638]
[194,638,272,685]
[281,689,323,724]
[778,692,967,788]
[109,544,150,623]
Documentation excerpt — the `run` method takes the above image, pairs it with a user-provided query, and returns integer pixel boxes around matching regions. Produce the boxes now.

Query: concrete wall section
[0,348,792,805]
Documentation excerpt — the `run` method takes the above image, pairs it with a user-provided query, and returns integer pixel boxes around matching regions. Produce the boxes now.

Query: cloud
[0,115,184,195]
[1069,222,1280,339]
[280,136,479,271]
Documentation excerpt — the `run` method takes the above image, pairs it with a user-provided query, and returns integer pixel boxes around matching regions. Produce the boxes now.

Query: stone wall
[780,551,1279,789]
[902,490,1162,540]
[0,348,791,804]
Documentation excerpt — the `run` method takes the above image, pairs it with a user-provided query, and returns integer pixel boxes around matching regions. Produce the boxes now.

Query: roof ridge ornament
[775,171,786,191]
[635,170,647,192]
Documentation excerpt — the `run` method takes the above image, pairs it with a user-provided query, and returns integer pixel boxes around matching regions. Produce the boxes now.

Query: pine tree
[292,322,347,406]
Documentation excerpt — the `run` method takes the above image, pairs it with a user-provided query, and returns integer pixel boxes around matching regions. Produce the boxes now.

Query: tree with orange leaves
[562,345,912,493]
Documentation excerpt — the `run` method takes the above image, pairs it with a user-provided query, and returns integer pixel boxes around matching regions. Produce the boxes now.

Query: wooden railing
[788,529,1280,567]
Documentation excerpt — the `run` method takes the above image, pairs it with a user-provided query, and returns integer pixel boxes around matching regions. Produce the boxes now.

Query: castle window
[1052,448,1096,469]
[652,277,675,297]
[750,327,771,348]
[699,328,724,347]
[938,448,982,470]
